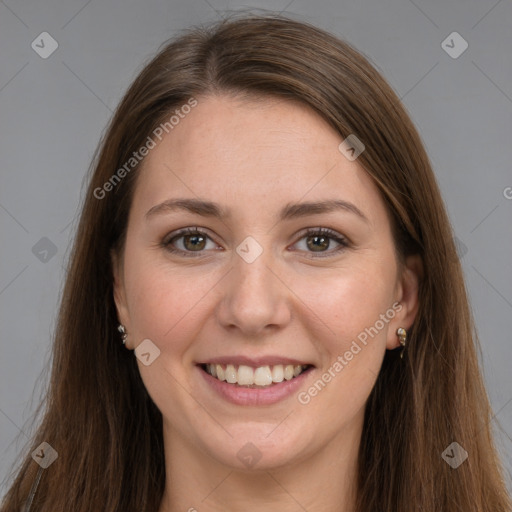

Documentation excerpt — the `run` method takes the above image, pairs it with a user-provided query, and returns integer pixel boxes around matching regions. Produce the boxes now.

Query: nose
[215,244,292,337]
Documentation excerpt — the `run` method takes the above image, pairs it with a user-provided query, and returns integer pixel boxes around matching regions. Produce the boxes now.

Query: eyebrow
[145,198,369,224]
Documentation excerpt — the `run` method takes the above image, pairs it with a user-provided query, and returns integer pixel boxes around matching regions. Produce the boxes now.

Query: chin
[202,423,314,472]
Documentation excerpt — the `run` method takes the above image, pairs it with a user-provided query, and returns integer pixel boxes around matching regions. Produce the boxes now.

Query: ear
[111,248,131,339]
[386,253,423,350]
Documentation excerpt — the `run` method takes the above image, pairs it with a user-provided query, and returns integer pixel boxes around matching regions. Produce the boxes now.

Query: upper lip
[198,356,314,367]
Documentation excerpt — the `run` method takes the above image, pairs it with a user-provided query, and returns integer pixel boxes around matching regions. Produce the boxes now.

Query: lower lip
[198,366,313,406]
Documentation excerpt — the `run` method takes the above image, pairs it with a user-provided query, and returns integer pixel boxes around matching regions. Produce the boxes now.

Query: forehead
[164,94,339,171]
[131,94,389,228]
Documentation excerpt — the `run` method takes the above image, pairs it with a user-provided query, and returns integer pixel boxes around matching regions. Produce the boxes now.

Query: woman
[1,13,510,512]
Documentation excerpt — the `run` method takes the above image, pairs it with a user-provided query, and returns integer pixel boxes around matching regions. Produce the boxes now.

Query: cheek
[292,259,396,349]
[294,273,392,422]
[123,250,220,354]
[291,262,396,412]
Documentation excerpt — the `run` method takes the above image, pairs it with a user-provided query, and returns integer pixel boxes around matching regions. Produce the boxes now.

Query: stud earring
[396,327,407,359]
[118,324,128,345]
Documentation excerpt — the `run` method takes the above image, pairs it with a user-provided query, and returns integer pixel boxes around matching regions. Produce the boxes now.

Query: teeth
[238,365,254,385]
[225,364,237,384]
[205,363,308,386]
[254,366,272,386]
[284,365,294,380]
[271,365,284,383]
[216,364,225,381]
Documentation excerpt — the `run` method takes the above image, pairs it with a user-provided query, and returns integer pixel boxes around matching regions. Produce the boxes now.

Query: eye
[162,227,220,257]
[161,226,349,258]
[291,227,349,257]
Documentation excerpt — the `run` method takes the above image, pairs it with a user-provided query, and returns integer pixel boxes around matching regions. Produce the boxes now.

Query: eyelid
[289,227,349,258]
[161,226,349,258]
[161,227,222,257]
[293,226,348,242]
[162,226,215,244]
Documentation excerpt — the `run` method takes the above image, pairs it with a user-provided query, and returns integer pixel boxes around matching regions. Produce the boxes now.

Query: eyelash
[161,227,349,259]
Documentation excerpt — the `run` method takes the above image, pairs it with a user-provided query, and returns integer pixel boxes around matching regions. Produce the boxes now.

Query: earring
[118,324,128,345]
[396,327,407,359]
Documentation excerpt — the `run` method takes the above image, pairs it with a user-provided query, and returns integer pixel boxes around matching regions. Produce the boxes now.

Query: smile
[201,363,310,387]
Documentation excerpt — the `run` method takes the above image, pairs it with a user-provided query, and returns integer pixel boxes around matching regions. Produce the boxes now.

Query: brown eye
[163,228,218,257]
[182,233,206,251]
[292,228,349,257]
[306,234,330,252]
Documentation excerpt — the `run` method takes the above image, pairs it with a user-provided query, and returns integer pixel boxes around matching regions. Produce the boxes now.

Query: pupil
[184,234,205,251]
[308,235,328,251]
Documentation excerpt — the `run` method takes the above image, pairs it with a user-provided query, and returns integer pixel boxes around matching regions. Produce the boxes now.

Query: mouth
[199,363,313,388]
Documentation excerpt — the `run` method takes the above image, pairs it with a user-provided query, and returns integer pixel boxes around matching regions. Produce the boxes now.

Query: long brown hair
[1,13,510,512]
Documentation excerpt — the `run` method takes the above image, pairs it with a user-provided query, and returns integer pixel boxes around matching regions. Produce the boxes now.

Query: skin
[112,94,422,512]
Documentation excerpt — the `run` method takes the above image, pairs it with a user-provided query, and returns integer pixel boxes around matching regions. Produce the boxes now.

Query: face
[113,94,420,472]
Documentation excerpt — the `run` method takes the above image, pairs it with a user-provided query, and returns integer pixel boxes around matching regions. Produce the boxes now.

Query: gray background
[1,0,511,497]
